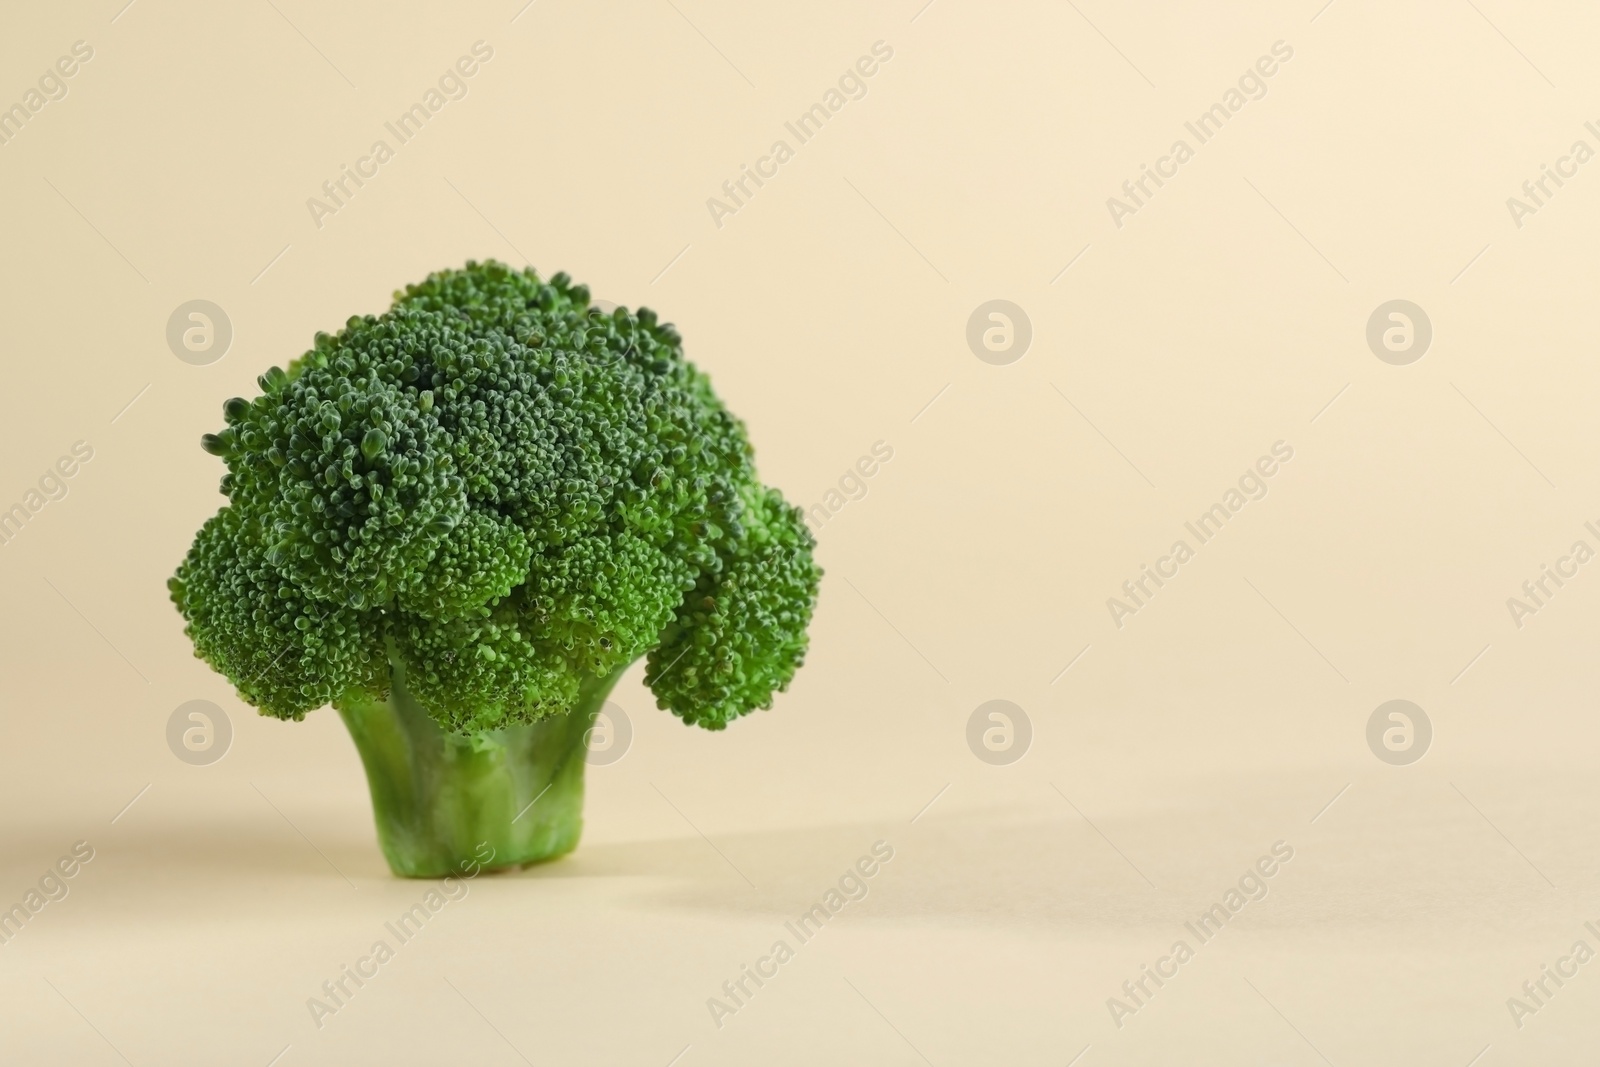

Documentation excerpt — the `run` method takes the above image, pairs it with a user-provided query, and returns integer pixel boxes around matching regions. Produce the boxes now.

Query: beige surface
[3,0,1599,1063]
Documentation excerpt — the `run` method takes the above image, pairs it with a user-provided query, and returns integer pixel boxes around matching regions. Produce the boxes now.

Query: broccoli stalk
[337,656,625,877]
[170,262,820,878]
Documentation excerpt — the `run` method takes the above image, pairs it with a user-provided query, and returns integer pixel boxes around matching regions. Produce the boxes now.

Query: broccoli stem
[337,658,625,878]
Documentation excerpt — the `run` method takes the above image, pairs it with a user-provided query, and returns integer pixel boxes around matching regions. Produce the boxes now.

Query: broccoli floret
[647,484,822,728]
[170,261,820,876]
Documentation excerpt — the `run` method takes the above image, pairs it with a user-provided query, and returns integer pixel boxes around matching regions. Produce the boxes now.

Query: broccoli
[170,261,821,877]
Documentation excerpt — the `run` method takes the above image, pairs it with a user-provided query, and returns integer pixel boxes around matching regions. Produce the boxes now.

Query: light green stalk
[337,658,623,878]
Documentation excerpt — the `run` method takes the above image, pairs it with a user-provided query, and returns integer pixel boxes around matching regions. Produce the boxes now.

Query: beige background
[2,0,1599,1063]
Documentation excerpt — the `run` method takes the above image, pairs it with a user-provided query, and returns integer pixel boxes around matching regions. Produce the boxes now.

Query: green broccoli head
[170,261,820,734]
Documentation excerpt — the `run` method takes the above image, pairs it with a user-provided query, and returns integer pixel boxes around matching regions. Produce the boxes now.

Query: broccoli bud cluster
[171,261,820,732]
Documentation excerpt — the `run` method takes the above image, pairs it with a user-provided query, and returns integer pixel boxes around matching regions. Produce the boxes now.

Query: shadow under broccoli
[170,261,821,877]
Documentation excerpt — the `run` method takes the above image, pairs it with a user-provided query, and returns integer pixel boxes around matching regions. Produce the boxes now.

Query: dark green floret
[170,261,820,735]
